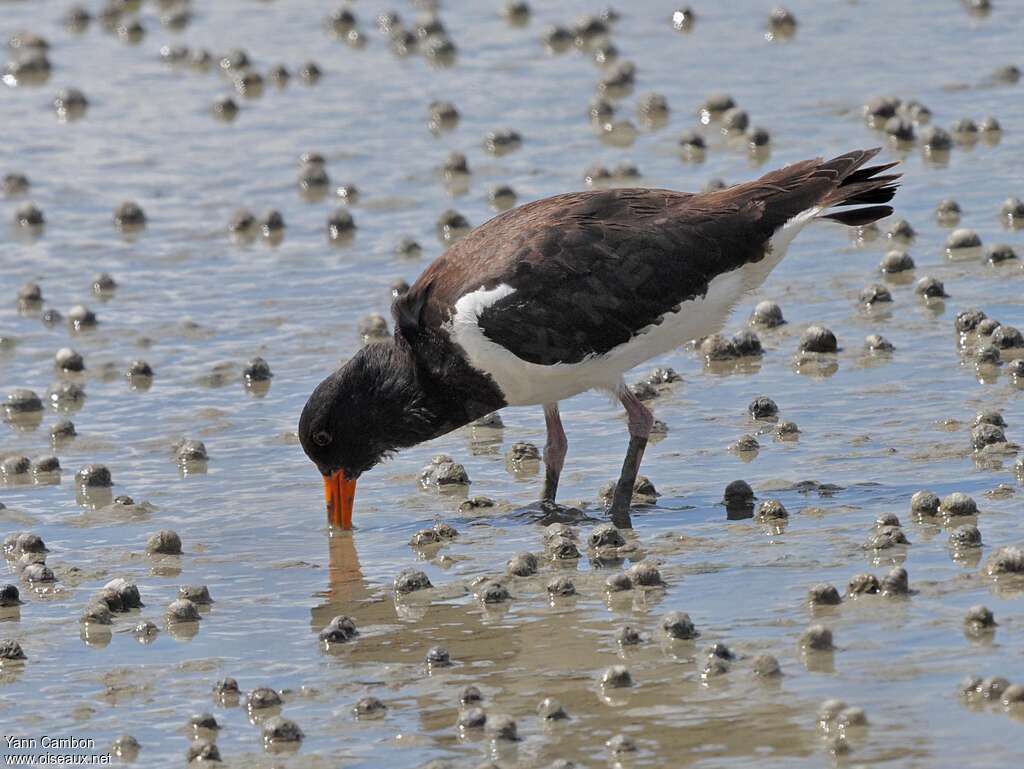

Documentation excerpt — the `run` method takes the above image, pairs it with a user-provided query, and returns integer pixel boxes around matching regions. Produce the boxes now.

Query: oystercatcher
[300,148,899,529]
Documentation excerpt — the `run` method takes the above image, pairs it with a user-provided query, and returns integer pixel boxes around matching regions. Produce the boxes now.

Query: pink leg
[609,385,654,528]
[542,403,567,503]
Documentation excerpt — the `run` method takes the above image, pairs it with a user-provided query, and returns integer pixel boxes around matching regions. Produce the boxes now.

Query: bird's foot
[516,499,596,526]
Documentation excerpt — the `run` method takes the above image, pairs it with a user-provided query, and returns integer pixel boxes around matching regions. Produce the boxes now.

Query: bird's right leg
[609,385,654,529]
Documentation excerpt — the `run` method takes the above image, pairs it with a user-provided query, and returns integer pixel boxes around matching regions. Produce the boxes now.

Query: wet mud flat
[2,0,1024,767]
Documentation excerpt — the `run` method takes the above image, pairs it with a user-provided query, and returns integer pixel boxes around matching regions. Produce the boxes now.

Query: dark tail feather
[818,149,901,226]
[821,205,894,226]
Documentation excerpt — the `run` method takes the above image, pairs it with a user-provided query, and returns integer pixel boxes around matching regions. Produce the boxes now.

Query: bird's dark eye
[312,430,332,447]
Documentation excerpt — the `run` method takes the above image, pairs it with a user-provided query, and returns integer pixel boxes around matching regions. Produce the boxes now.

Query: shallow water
[2,0,1023,766]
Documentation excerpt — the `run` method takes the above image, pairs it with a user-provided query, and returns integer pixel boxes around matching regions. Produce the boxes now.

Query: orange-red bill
[323,470,356,530]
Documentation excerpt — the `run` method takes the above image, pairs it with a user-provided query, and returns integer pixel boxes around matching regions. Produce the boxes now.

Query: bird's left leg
[541,403,567,503]
[608,385,654,528]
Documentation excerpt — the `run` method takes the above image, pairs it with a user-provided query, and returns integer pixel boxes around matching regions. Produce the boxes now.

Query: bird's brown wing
[395,149,898,366]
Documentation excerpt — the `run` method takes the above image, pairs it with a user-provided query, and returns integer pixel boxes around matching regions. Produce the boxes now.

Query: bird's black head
[298,341,435,480]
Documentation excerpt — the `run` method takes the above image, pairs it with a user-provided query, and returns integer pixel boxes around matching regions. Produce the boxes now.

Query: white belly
[447,211,815,406]
[447,268,744,406]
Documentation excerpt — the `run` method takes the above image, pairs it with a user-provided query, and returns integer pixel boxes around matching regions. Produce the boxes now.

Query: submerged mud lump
[949,525,982,548]
[75,464,111,488]
[1000,196,1024,223]
[0,640,27,660]
[911,490,940,516]
[588,523,625,549]
[436,210,471,243]
[601,665,632,688]
[5,389,43,415]
[353,696,386,717]
[243,357,272,381]
[419,455,469,488]
[146,530,182,555]
[976,319,1001,337]
[971,423,1007,451]
[478,580,511,603]
[67,305,97,330]
[546,576,576,597]
[915,276,948,299]
[756,499,788,520]
[703,655,731,678]
[176,440,208,463]
[125,360,153,378]
[185,742,219,763]
[425,646,451,667]
[105,578,143,609]
[984,546,1024,576]
[662,611,699,640]
[921,126,953,151]
[229,209,256,235]
[457,707,487,730]
[724,479,754,504]
[22,563,55,583]
[485,714,518,741]
[946,228,981,250]
[864,525,910,550]
[992,326,1024,349]
[964,605,996,630]
[956,308,987,334]
[165,598,201,623]
[865,334,895,352]
[506,552,538,577]
[92,272,117,296]
[752,654,782,677]
[881,567,910,596]
[506,442,540,465]
[616,625,642,645]
[799,325,838,353]
[808,583,842,606]
[331,208,360,239]
[247,687,282,710]
[748,396,778,420]
[880,250,914,274]
[627,561,664,587]
[108,736,139,760]
[12,533,47,555]
[212,96,239,121]
[263,717,304,744]
[3,172,30,196]
[213,678,239,699]
[800,624,834,650]
[394,567,433,594]
[860,284,892,305]
[749,300,785,328]
[113,201,146,229]
[935,198,961,225]
[986,244,1017,263]
[605,573,633,592]
[940,493,977,517]
[178,585,212,605]
[848,573,880,595]
[187,713,220,733]
[47,381,86,407]
[0,584,22,607]
[483,129,522,155]
[1,456,31,477]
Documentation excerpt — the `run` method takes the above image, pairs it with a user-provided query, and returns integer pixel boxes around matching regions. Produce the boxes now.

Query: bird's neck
[392,334,505,445]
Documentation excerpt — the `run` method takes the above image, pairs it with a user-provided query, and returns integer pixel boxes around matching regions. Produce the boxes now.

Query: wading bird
[299,148,898,529]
